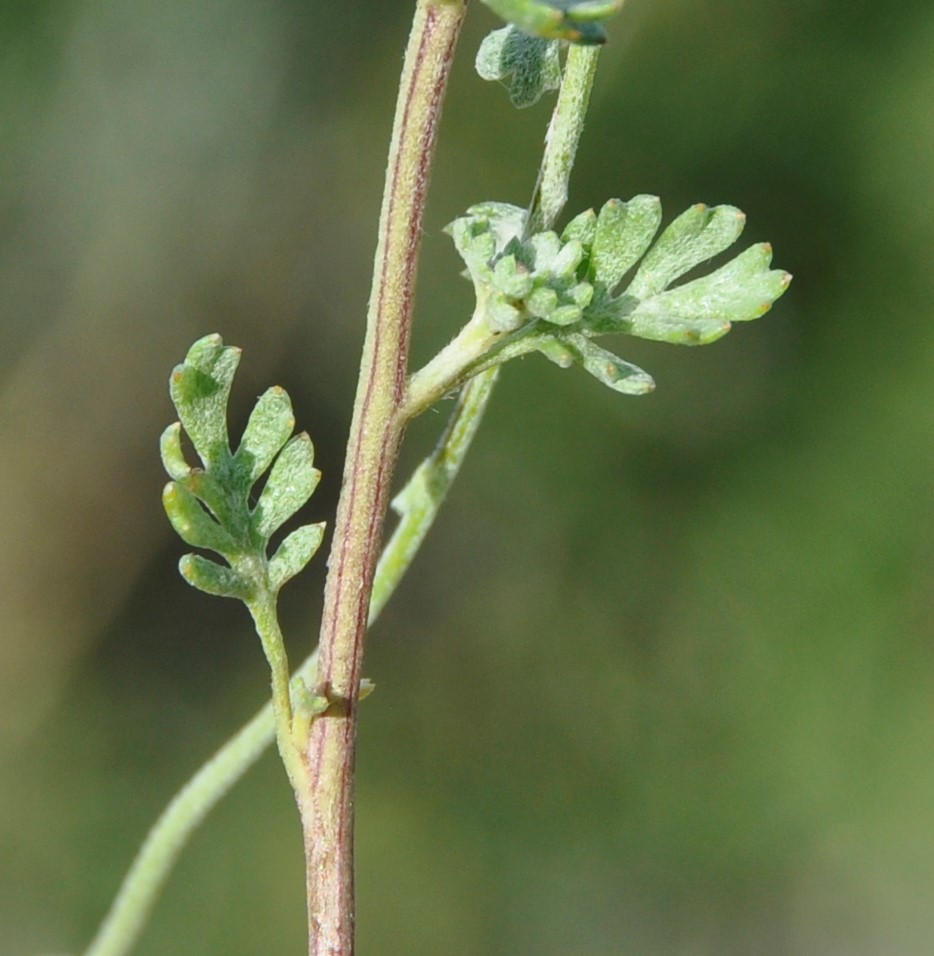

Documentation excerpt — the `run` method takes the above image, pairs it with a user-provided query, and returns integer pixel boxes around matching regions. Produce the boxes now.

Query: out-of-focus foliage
[1,1,933,955]
[479,0,625,45]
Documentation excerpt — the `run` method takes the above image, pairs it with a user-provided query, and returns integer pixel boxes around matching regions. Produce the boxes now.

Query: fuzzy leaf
[625,243,792,344]
[163,482,238,556]
[581,200,789,345]
[268,523,326,592]
[554,333,655,394]
[236,386,296,484]
[590,195,662,290]
[549,237,586,279]
[476,25,561,107]
[253,434,320,540]
[160,422,191,481]
[163,336,324,602]
[168,334,240,467]
[626,204,746,301]
[561,208,597,246]
[444,194,789,396]
[179,554,254,602]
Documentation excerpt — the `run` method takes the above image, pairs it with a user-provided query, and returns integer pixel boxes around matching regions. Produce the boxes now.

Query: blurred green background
[2,0,933,953]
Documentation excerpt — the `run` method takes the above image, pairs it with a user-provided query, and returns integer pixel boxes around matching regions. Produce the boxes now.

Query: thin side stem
[249,593,310,795]
[301,4,467,955]
[528,44,601,234]
[369,366,499,622]
[80,669,307,956]
[401,305,507,420]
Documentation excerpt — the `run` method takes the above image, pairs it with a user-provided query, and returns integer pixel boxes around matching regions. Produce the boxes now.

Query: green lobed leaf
[626,204,746,301]
[168,334,240,468]
[179,553,254,602]
[172,469,234,534]
[163,337,324,603]
[548,237,586,279]
[476,25,561,108]
[163,482,239,556]
[590,195,662,291]
[625,243,791,344]
[252,434,321,541]
[556,333,655,394]
[267,523,326,593]
[235,386,296,484]
[445,194,789,394]
[159,422,191,481]
[561,208,597,246]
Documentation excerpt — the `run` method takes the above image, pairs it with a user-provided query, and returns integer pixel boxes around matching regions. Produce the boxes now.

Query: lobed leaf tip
[178,554,198,582]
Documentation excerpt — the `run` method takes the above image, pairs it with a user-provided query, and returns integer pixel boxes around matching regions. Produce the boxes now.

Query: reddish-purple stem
[300,4,467,955]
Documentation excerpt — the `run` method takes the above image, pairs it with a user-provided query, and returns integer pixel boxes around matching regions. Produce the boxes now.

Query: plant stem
[248,592,310,795]
[78,365,494,956]
[401,305,507,420]
[370,366,499,621]
[300,3,467,954]
[80,30,603,956]
[80,673,306,956]
[528,43,601,234]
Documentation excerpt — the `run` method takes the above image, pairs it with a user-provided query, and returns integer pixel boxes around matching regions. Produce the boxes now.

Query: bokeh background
[2,0,933,953]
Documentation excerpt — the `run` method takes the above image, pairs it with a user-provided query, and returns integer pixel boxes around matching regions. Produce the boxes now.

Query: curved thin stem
[80,661,310,956]
[370,366,499,621]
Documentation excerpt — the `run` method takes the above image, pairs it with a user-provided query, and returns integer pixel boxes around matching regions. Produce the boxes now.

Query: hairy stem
[528,43,601,234]
[300,3,467,954]
[370,366,499,620]
[248,592,310,795]
[80,667,309,956]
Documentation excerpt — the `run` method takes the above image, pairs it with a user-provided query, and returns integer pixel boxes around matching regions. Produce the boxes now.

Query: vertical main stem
[300,3,466,955]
